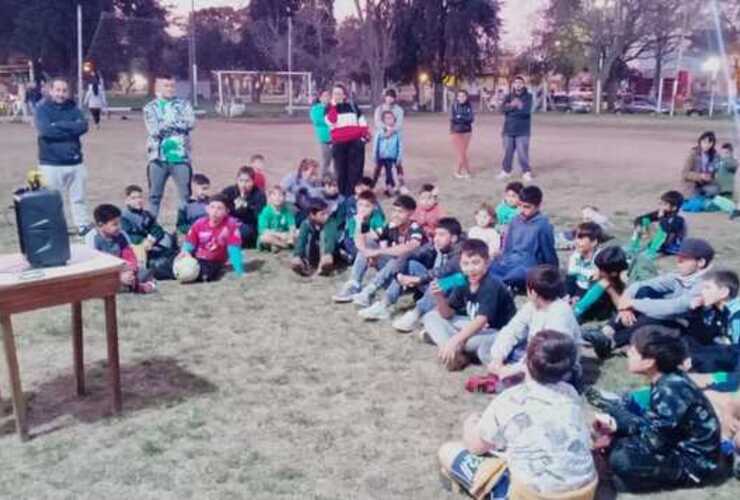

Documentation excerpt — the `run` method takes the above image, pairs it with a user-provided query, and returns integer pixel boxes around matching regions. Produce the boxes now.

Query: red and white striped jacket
[325,102,369,144]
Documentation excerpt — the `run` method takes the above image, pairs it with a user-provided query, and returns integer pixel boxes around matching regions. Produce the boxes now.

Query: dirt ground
[0,112,738,499]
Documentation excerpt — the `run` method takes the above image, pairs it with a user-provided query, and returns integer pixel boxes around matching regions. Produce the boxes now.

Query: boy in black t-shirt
[422,239,516,371]
[333,195,425,304]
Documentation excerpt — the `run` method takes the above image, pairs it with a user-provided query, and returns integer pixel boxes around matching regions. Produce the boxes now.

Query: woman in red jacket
[325,84,369,196]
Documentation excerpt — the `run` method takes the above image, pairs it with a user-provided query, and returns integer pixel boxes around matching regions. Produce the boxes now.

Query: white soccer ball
[173,256,200,283]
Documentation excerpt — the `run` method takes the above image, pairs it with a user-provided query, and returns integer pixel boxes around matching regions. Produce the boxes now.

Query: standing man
[144,74,196,219]
[35,77,91,235]
[498,76,533,182]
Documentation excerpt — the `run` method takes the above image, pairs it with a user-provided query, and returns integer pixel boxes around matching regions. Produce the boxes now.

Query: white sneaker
[333,281,360,303]
[522,172,533,183]
[417,328,434,344]
[352,285,376,307]
[496,171,511,180]
[392,308,420,332]
[358,301,391,321]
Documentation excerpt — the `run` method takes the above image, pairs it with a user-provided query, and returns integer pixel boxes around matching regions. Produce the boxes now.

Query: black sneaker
[730,209,740,221]
[582,328,614,360]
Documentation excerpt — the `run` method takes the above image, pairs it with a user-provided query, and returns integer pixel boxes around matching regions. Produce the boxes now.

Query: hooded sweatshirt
[502,89,533,137]
[497,212,558,269]
[626,267,712,319]
[35,98,89,166]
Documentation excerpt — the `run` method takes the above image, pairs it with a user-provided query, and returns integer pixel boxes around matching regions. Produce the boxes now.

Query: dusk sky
[170,0,544,50]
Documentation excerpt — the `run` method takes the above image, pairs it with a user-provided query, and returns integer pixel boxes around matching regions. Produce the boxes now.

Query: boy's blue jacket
[35,98,89,165]
[497,212,558,269]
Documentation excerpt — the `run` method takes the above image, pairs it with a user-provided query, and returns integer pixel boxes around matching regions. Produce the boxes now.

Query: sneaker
[730,209,740,220]
[77,224,93,237]
[358,300,391,321]
[522,172,533,183]
[352,285,376,307]
[496,171,511,180]
[417,328,434,344]
[332,281,360,303]
[398,185,411,196]
[392,308,421,333]
[453,171,466,180]
[582,327,614,360]
[136,280,157,294]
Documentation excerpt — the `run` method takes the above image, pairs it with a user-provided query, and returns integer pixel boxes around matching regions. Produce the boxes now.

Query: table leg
[1,314,28,441]
[72,302,85,396]
[104,295,122,413]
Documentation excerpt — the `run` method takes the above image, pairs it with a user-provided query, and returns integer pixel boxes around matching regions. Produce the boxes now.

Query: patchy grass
[0,113,738,499]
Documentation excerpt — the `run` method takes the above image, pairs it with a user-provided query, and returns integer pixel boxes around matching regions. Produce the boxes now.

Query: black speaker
[14,188,71,268]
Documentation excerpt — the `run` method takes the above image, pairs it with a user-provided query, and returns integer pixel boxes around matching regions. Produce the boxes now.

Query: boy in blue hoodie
[371,110,404,196]
[487,185,558,290]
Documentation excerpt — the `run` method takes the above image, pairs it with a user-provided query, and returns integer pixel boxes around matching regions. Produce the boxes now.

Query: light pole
[189,0,198,107]
[287,6,294,116]
[77,1,83,105]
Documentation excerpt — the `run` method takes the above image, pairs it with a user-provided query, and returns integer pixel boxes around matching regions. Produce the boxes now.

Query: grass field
[0,112,738,499]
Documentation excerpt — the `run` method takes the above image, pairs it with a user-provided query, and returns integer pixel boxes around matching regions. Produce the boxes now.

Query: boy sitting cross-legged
[422,238,516,371]
[333,194,425,305]
[291,198,334,276]
[86,204,156,294]
[258,185,296,252]
[485,265,581,383]
[120,184,167,263]
[176,173,211,235]
[176,193,245,282]
[358,217,463,322]
[334,181,385,264]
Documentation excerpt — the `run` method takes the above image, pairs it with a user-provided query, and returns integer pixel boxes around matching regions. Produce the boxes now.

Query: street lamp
[286,6,295,116]
[189,0,198,107]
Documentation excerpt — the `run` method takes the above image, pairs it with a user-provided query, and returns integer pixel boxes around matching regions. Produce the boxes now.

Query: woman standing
[450,89,474,179]
[310,90,333,178]
[325,84,369,197]
[84,76,107,130]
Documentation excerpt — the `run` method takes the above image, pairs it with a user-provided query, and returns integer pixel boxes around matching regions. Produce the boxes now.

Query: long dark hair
[697,131,717,161]
[92,82,99,96]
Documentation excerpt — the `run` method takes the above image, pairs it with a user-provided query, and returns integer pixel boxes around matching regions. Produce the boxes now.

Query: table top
[0,244,124,291]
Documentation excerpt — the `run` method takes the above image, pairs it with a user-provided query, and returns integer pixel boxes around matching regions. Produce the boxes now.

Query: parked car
[685,95,739,116]
[569,94,593,113]
[615,96,670,114]
[551,94,572,112]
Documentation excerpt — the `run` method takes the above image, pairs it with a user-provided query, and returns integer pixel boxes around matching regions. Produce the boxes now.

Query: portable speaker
[14,188,71,268]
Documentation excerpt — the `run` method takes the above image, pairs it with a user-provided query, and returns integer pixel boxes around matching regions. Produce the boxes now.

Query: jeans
[502,135,531,174]
[385,260,428,305]
[609,436,693,492]
[147,161,192,219]
[319,142,333,178]
[333,140,366,197]
[350,249,394,287]
[372,159,402,189]
[422,311,498,362]
[488,261,528,289]
[39,164,89,227]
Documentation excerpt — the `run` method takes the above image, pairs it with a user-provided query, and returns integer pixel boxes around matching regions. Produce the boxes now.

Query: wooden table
[0,245,125,440]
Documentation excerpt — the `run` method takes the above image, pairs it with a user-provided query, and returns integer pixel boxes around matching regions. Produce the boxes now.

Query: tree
[350,0,397,105]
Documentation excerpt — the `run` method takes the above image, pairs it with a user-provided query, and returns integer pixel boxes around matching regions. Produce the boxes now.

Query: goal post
[0,61,34,121]
[212,70,313,117]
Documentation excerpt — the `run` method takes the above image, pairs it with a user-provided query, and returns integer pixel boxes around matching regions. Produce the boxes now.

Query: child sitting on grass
[333,195,425,305]
[438,330,596,499]
[222,166,267,249]
[120,184,167,265]
[485,265,581,382]
[412,184,445,240]
[422,238,516,371]
[371,109,404,196]
[467,203,501,258]
[591,326,721,493]
[86,204,156,294]
[334,181,385,263]
[573,246,628,323]
[707,143,740,218]
[176,173,211,235]
[177,193,244,282]
[257,185,296,252]
[495,181,522,229]
[565,222,603,304]
[281,157,321,208]
[358,217,463,322]
[291,198,334,276]
[247,153,268,191]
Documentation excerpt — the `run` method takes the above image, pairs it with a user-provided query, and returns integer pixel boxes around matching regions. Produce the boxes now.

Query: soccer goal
[212,70,313,117]
[0,62,34,121]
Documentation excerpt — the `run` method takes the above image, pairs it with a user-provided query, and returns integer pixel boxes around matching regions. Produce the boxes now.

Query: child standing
[291,198,334,276]
[86,204,156,294]
[371,110,404,195]
[257,186,296,252]
[176,173,211,235]
[592,326,721,493]
[438,331,596,499]
[222,166,267,249]
[411,184,446,240]
[495,181,522,228]
[422,239,517,371]
[467,203,501,258]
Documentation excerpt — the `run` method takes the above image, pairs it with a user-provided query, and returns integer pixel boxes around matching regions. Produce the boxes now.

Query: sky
[170,0,544,50]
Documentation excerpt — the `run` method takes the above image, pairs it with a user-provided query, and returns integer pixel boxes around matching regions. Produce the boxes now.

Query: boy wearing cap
[584,238,715,358]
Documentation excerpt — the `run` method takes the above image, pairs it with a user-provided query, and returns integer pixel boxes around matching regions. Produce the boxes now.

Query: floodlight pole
[77,2,83,106]
[190,0,198,107]
[287,8,294,116]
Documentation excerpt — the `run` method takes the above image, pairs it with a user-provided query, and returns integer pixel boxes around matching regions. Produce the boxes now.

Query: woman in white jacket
[84,78,107,129]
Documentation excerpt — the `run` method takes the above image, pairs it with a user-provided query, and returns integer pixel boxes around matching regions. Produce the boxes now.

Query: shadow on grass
[0,357,217,439]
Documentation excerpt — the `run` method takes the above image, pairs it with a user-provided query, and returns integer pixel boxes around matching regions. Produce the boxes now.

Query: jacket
[310,102,331,143]
[121,207,166,245]
[681,147,719,197]
[626,267,711,319]
[372,128,403,163]
[221,185,267,229]
[143,97,195,164]
[325,101,369,144]
[373,103,404,130]
[715,156,738,195]
[449,101,474,134]
[496,212,558,270]
[35,99,89,166]
[502,90,533,137]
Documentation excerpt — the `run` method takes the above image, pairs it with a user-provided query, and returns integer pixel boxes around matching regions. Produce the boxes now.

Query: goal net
[0,62,34,121]
[212,70,313,117]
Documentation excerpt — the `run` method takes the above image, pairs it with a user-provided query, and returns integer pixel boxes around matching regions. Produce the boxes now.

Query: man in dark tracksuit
[35,77,90,234]
[499,76,533,181]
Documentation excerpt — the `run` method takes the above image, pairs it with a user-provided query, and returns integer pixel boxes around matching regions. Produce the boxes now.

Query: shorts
[448,450,510,499]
